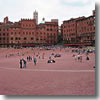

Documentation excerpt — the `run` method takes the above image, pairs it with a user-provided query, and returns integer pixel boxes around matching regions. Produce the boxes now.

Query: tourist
[77,54,80,61]
[20,59,22,69]
[34,57,37,65]
[31,56,32,61]
[23,59,27,68]
[75,55,78,61]
[29,56,30,61]
[80,55,82,62]
[38,56,40,59]
[86,56,89,61]
[27,56,29,61]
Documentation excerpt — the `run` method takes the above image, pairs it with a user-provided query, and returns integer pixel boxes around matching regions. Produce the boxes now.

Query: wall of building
[0,25,9,47]
[61,10,95,45]
[76,16,95,44]
[0,10,95,47]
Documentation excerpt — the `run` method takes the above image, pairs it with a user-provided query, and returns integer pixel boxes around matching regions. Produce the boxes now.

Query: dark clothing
[20,60,22,68]
[86,56,89,60]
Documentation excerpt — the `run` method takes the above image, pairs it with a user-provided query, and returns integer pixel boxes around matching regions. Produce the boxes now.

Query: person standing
[27,56,29,61]
[75,55,77,61]
[80,55,82,62]
[23,59,27,68]
[20,59,22,69]
[86,56,89,61]
[42,53,45,59]
[34,57,37,65]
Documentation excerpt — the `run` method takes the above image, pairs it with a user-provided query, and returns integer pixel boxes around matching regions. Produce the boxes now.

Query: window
[24,37,27,40]
[3,37,5,40]
[47,29,49,31]
[31,37,34,40]
[15,37,18,40]
[50,29,52,31]
[36,38,39,40]
[3,33,5,36]
[11,37,13,40]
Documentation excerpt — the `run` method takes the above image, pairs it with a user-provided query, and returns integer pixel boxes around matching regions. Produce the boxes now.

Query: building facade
[0,10,95,47]
[44,21,58,45]
[76,16,95,45]
[0,17,10,47]
[61,18,77,44]
[61,10,95,46]
[8,19,37,47]
[0,17,58,47]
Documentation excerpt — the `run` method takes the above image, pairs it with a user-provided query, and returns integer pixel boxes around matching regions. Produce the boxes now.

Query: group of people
[73,54,90,62]
[20,59,27,69]
[20,57,37,69]
[27,56,32,61]
[18,46,95,69]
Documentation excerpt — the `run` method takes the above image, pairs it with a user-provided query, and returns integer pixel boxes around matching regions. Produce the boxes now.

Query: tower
[4,16,9,24]
[33,10,38,25]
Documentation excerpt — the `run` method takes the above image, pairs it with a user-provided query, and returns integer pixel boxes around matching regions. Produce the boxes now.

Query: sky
[0,0,95,25]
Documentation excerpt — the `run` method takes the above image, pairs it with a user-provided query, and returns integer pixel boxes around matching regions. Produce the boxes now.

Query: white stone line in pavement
[0,67,95,72]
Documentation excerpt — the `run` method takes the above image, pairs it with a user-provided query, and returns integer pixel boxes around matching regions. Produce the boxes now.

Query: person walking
[34,57,37,65]
[20,59,22,69]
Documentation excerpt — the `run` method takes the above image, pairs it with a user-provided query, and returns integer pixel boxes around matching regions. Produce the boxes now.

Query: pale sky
[0,0,95,25]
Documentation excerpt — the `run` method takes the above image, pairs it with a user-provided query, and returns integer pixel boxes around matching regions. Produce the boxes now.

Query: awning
[64,43,91,46]
[22,44,35,47]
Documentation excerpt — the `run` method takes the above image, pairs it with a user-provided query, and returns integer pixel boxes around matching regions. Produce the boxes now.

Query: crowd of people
[0,45,95,69]
[17,46,95,69]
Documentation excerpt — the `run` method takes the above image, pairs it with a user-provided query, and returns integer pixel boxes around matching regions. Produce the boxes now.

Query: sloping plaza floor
[0,48,95,95]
